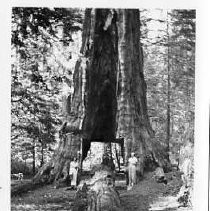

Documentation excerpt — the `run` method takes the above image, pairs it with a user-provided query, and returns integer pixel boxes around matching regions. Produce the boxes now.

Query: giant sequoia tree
[34,8,169,184]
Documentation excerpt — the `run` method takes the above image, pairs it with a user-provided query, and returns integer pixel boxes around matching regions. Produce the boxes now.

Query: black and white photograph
[0,0,209,210]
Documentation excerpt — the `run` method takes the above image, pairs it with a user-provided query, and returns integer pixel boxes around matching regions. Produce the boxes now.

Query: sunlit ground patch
[149,196,192,211]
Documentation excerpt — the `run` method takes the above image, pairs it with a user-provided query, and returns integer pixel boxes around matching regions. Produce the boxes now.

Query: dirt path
[11,171,186,211]
[118,171,183,211]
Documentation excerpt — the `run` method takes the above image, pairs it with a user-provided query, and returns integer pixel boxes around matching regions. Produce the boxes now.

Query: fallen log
[72,164,123,211]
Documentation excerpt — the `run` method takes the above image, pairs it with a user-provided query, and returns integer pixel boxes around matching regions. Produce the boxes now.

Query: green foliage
[12,7,82,48]
[11,158,34,175]
[11,7,83,170]
[141,9,195,162]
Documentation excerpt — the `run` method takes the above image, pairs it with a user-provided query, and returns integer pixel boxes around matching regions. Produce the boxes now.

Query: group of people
[68,152,139,189]
[69,152,167,190]
[69,152,139,189]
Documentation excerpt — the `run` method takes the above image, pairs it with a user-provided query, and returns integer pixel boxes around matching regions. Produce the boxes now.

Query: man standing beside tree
[70,157,79,188]
[128,152,138,189]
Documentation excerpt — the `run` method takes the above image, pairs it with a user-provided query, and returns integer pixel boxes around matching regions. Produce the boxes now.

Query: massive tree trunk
[116,10,155,175]
[34,8,169,185]
[82,9,118,160]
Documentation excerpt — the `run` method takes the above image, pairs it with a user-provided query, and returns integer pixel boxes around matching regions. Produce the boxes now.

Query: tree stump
[72,165,123,211]
[153,167,167,184]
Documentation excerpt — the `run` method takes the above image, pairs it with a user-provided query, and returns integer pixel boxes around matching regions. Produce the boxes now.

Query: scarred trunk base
[72,164,122,211]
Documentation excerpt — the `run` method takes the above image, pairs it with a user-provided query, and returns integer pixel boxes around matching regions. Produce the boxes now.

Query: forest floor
[11,170,191,211]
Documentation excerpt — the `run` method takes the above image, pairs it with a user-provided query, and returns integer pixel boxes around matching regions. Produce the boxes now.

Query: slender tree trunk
[24,158,27,174]
[114,144,121,171]
[40,142,44,167]
[166,12,171,161]
[32,140,36,175]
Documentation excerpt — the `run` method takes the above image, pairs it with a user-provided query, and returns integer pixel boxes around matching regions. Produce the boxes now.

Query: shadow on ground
[11,171,185,211]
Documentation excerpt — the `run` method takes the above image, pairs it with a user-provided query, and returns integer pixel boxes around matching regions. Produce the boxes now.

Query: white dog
[11,173,23,181]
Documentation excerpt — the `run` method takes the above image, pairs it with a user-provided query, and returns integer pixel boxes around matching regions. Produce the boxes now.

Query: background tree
[141,9,195,167]
[11,7,82,175]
